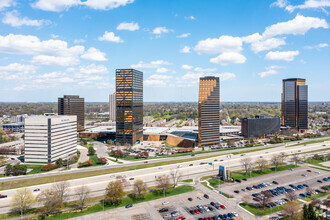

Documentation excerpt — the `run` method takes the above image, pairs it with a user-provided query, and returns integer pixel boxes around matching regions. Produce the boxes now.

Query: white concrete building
[109,93,116,121]
[24,115,77,163]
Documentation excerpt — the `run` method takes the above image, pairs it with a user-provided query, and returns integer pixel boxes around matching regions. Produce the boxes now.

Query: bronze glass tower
[116,69,143,146]
[58,95,85,131]
[282,78,308,132]
[198,76,220,146]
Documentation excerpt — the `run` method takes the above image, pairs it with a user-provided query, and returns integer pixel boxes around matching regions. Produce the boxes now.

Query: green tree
[5,164,13,176]
[104,180,125,205]
[88,146,96,156]
[56,158,63,167]
[12,163,27,175]
[133,180,148,200]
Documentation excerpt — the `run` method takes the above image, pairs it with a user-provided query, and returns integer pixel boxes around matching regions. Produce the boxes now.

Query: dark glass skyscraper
[282,78,308,132]
[116,69,143,146]
[241,116,280,138]
[198,76,220,146]
[58,95,84,131]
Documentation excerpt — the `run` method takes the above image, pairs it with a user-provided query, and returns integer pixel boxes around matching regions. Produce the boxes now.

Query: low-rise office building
[24,115,77,163]
[241,116,280,138]
[2,122,24,132]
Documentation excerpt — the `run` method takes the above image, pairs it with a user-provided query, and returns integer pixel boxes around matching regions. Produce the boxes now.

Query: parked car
[235,179,242,183]
[306,170,312,172]
[162,201,169,205]
[159,208,169,213]
[204,194,209,199]
[125,204,133,208]
[129,177,134,180]
[234,190,239,194]
[188,198,193,201]
[272,181,279,185]
[242,178,247,181]
[317,180,323,183]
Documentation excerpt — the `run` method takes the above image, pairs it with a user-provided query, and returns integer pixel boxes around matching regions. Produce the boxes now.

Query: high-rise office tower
[109,93,116,121]
[116,69,143,146]
[282,78,308,132]
[58,95,85,131]
[198,76,220,146]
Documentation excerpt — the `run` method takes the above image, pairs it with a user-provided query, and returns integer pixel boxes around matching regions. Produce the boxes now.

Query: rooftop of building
[283,78,306,81]
[2,122,24,126]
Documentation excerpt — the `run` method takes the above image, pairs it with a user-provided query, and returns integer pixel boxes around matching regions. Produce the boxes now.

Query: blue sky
[0,0,329,102]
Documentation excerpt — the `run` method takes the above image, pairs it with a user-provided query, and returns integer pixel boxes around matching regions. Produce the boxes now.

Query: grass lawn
[82,143,94,149]
[181,179,193,183]
[109,158,123,164]
[240,202,284,216]
[287,138,330,148]
[231,164,296,180]
[26,164,46,174]
[45,185,194,219]
[89,155,99,166]
[308,166,330,172]
[303,190,330,201]
[305,158,330,169]
[208,178,224,188]
[201,182,212,190]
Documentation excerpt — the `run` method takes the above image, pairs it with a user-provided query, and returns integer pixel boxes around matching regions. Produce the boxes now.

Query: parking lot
[73,185,247,220]
[220,166,330,208]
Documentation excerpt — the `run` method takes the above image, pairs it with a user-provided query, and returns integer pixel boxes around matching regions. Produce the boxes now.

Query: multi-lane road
[0,139,329,214]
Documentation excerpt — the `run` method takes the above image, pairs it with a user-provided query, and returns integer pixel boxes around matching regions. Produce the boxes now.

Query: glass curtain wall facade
[58,95,84,131]
[116,69,143,146]
[282,78,308,132]
[241,116,280,138]
[198,76,220,146]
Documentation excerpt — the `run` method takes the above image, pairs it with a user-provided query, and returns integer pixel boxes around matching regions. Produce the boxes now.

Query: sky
[0,0,329,103]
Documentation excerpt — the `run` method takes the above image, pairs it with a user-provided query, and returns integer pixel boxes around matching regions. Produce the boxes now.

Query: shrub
[78,160,94,168]
[98,157,107,164]
[136,151,149,159]
[41,163,58,171]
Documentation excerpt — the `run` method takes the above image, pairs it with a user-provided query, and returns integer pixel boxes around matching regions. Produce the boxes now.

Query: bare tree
[10,188,35,217]
[170,169,182,188]
[282,201,300,219]
[320,185,329,192]
[104,180,125,205]
[258,191,272,209]
[311,199,322,209]
[53,181,70,206]
[75,185,90,211]
[240,157,253,175]
[242,194,251,204]
[133,180,148,200]
[270,154,281,171]
[291,154,300,166]
[286,190,298,201]
[37,189,61,215]
[155,174,171,197]
[255,158,268,172]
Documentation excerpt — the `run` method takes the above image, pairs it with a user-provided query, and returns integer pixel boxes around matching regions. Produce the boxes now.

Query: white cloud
[263,14,329,38]
[81,47,107,61]
[79,64,108,75]
[250,37,286,53]
[98,31,124,43]
[144,74,173,87]
[0,34,85,66]
[285,0,330,13]
[270,0,288,8]
[156,67,169,73]
[265,50,299,61]
[152,27,170,34]
[185,16,196,20]
[194,67,217,72]
[258,65,284,78]
[82,0,134,10]
[131,60,171,69]
[0,0,15,11]
[50,34,59,38]
[180,46,191,53]
[305,43,329,49]
[176,33,190,38]
[2,10,51,27]
[176,72,235,87]
[181,64,193,70]
[32,0,134,12]
[117,22,139,31]
[210,52,246,66]
[194,35,242,54]
[31,55,80,66]
[74,39,85,44]
[0,63,37,80]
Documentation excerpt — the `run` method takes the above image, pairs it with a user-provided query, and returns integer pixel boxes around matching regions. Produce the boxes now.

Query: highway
[0,140,329,214]
[1,137,328,183]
